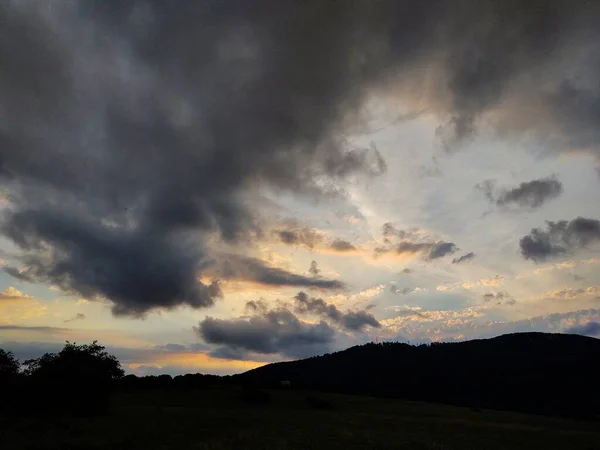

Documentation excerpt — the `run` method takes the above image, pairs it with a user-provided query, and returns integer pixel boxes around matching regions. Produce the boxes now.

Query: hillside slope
[237,332,600,417]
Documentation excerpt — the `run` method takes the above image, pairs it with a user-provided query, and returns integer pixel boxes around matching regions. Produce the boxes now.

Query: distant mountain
[236,332,600,418]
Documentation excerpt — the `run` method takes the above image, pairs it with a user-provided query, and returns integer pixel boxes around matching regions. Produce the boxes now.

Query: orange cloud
[0,287,47,323]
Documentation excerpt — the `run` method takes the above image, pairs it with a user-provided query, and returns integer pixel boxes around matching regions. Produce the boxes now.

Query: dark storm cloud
[211,255,343,290]
[330,239,357,252]
[4,1,600,314]
[195,308,335,358]
[2,209,223,317]
[294,291,380,331]
[520,217,600,262]
[566,321,600,337]
[452,252,475,264]
[2,266,35,283]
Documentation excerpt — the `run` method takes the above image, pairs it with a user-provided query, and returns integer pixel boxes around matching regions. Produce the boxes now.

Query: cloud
[274,228,358,254]
[4,2,600,317]
[195,307,335,359]
[452,252,475,264]
[209,255,344,290]
[0,287,47,322]
[0,286,32,301]
[275,228,324,249]
[566,322,600,337]
[64,313,85,323]
[383,307,600,343]
[541,285,600,301]
[1,1,390,318]
[382,223,420,240]
[2,266,35,282]
[294,291,380,331]
[475,180,496,203]
[377,240,458,261]
[496,176,563,208]
[2,209,223,317]
[330,239,357,252]
[377,224,457,260]
[389,283,425,296]
[482,292,516,306]
[479,176,563,208]
[520,217,600,262]
[309,260,320,276]
[436,275,504,291]
[326,284,386,307]
[0,325,69,333]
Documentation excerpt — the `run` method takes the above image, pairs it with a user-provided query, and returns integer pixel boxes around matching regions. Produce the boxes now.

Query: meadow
[2,386,599,450]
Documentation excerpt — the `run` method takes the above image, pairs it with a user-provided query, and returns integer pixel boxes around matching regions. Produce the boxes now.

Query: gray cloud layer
[210,255,343,290]
[566,321,600,337]
[377,223,457,261]
[294,291,380,331]
[3,1,600,314]
[196,307,335,359]
[520,217,600,262]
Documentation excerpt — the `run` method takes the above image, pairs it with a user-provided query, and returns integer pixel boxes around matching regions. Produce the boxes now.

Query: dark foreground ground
[1,387,599,450]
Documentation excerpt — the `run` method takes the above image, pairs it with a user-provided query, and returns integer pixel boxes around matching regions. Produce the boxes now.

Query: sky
[1,0,600,376]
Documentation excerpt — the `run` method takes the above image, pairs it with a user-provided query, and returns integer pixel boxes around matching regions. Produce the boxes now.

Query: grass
[1,386,599,449]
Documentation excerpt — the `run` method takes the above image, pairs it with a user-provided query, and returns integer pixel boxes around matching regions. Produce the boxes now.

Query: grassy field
[1,386,599,449]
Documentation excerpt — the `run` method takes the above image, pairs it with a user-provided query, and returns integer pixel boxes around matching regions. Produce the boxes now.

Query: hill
[236,332,600,418]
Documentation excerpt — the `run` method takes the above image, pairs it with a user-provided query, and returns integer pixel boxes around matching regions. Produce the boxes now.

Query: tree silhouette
[18,341,124,416]
[23,341,124,382]
[0,349,20,379]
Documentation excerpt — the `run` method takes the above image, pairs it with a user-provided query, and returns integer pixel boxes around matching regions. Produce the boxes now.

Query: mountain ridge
[235,332,600,418]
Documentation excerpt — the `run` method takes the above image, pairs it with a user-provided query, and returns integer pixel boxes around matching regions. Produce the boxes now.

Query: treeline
[118,373,233,390]
[0,342,239,416]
